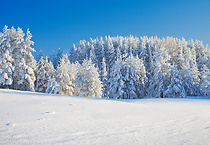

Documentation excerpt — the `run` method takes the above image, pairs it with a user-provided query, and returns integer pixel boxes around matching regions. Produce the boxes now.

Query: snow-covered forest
[0,26,210,98]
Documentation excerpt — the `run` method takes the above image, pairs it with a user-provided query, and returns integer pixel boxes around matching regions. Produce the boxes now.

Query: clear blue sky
[0,0,209,55]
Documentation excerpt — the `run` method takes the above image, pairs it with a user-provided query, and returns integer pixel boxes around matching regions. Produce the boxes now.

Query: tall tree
[199,65,210,96]
[101,57,107,97]
[108,58,124,99]
[11,27,36,91]
[35,56,46,92]
[0,26,14,88]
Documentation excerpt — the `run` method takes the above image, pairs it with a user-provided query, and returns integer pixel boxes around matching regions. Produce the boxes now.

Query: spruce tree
[0,50,14,88]
[35,56,46,92]
[75,58,102,98]
[199,65,210,96]
[0,26,14,88]
[101,57,107,97]
[56,54,76,95]
[46,76,61,94]
[11,27,36,91]
[164,67,186,98]
[108,58,124,99]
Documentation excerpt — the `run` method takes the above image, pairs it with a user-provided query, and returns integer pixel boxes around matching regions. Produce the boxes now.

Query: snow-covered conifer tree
[35,56,47,92]
[95,37,105,69]
[148,44,168,98]
[12,27,36,91]
[46,76,61,94]
[179,43,194,96]
[0,50,14,88]
[75,58,102,98]
[195,40,208,72]
[0,26,14,88]
[122,63,138,99]
[149,60,165,98]
[104,38,115,77]
[123,54,147,98]
[101,57,107,97]
[199,65,210,96]
[188,48,200,95]
[36,56,55,93]
[164,67,186,98]
[56,54,76,95]
[107,58,124,99]
[45,58,55,79]
[207,48,210,70]
[89,45,97,66]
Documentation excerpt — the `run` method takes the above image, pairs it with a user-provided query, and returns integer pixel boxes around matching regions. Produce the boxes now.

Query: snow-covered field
[0,89,210,145]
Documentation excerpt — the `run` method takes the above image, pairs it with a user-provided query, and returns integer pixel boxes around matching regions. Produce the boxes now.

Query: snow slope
[0,89,210,145]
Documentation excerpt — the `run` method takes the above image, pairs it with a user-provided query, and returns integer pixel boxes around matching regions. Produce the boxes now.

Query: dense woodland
[0,26,210,98]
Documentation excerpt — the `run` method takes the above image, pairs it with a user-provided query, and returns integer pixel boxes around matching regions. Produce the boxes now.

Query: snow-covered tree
[101,57,107,97]
[45,58,55,79]
[123,54,147,98]
[89,45,97,65]
[195,40,208,72]
[107,58,124,99]
[188,47,200,95]
[199,65,210,96]
[0,50,14,88]
[164,67,186,98]
[0,26,14,88]
[207,48,210,70]
[179,44,194,96]
[108,54,147,99]
[35,56,46,92]
[56,54,76,95]
[148,44,168,98]
[179,60,193,96]
[149,60,165,98]
[104,37,116,77]
[46,76,61,94]
[36,56,55,93]
[75,58,102,98]
[122,63,138,99]
[71,41,87,64]
[10,27,36,91]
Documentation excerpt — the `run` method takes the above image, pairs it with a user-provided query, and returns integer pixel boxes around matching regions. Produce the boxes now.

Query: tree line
[0,26,210,98]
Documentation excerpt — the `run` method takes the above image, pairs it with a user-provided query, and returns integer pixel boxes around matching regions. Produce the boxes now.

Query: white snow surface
[0,89,210,145]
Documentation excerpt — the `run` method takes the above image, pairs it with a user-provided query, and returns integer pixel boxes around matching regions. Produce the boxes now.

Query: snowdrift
[0,89,210,144]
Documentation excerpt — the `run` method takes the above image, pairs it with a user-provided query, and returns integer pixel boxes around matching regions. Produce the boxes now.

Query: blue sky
[0,0,209,55]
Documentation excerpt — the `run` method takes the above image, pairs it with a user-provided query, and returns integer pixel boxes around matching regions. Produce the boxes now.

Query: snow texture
[0,89,210,145]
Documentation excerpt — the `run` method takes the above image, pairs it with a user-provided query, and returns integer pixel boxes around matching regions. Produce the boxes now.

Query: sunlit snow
[0,89,210,144]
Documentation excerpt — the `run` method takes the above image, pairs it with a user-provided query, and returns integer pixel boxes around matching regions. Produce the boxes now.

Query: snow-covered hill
[0,89,210,145]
